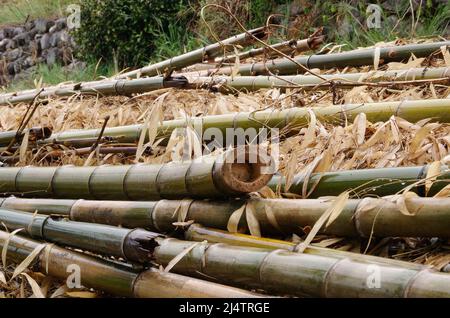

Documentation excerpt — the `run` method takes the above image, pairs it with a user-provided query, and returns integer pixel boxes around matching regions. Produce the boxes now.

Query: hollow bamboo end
[213,147,274,195]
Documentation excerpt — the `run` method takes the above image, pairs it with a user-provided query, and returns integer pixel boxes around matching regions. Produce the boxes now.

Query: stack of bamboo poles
[1,25,450,298]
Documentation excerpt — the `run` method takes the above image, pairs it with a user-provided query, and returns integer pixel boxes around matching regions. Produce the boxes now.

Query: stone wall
[0,17,77,85]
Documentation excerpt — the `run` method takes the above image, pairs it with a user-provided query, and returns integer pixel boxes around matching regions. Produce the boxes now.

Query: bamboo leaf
[245,202,261,237]
[353,113,366,145]
[264,204,282,232]
[301,109,317,149]
[19,129,29,164]
[296,191,349,253]
[50,285,68,298]
[227,203,246,233]
[1,228,23,269]
[258,186,277,199]
[409,124,433,154]
[164,241,206,273]
[325,191,349,228]
[12,243,46,280]
[21,272,45,298]
[434,184,450,197]
[66,291,97,298]
[373,47,380,70]
[440,46,450,67]
[425,161,441,196]
[0,271,6,284]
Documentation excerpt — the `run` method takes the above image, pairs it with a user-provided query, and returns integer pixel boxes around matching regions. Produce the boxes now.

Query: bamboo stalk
[0,127,52,147]
[184,223,436,270]
[0,230,262,297]
[215,35,324,64]
[115,27,268,79]
[0,207,162,263]
[0,77,187,107]
[210,41,450,75]
[0,148,273,200]
[269,164,449,198]
[191,66,450,91]
[153,237,450,297]
[2,194,450,238]
[42,98,450,145]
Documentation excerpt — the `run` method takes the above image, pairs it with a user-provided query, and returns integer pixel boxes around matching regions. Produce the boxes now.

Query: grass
[328,1,450,49]
[2,62,116,93]
[0,0,75,25]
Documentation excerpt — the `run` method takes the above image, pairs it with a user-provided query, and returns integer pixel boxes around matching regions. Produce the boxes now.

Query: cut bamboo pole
[0,127,52,147]
[191,66,450,91]
[43,98,450,145]
[116,27,268,79]
[210,41,450,75]
[0,148,273,200]
[0,76,187,107]
[184,223,445,271]
[215,35,324,64]
[2,194,450,238]
[153,237,450,297]
[0,230,262,298]
[269,164,450,198]
[0,207,162,263]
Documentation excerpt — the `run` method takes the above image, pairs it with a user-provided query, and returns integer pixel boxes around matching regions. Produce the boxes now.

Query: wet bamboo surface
[2,195,450,238]
[0,149,273,200]
[153,237,450,297]
[210,41,450,75]
[0,230,262,298]
[116,26,268,79]
[191,67,450,91]
[43,98,450,145]
[0,77,188,107]
[268,164,449,198]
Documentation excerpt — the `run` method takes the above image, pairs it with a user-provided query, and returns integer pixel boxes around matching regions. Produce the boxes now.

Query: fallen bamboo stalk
[0,127,52,147]
[0,230,262,297]
[2,194,450,238]
[153,237,450,297]
[207,41,450,75]
[269,164,449,198]
[115,26,268,79]
[215,35,324,64]
[191,66,450,91]
[0,207,162,263]
[184,223,450,273]
[0,148,273,200]
[0,76,187,107]
[42,98,450,145]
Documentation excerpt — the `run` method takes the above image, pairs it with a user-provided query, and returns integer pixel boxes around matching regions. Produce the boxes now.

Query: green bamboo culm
[192,67,450,91]
[215,35,324,64]
[0,77,188,107]
[0,127,52,147]
[0,207,161,263]
[269,164,449,198]
[153,237,450,297]
[184,223,450,273]
[0,230,263,298]
[210,41,450,75]
[116,26,268,79]
[2,194,450,238]
[0,148,273,200]
[42,98,450,145]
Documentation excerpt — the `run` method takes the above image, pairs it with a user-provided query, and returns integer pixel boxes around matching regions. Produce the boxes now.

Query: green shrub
[73,0,197,68]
